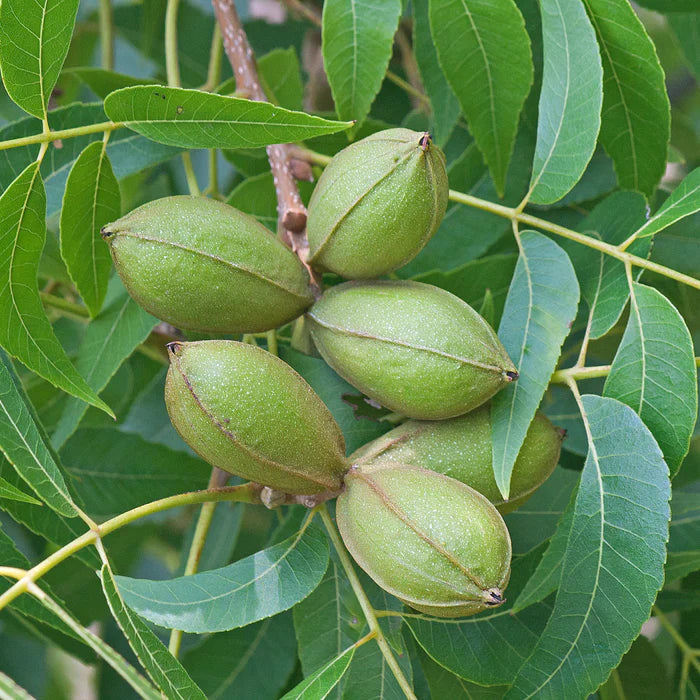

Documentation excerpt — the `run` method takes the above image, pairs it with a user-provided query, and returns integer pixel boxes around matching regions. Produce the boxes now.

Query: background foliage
[0,0,698,698]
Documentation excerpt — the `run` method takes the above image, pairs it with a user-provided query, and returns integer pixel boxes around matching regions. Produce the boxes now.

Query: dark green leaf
[582,0,669,200]
[280,347,387,455]
[321,0,401,127]
[51,283,157,449]
[669,14,700,79]
[430,0,533,194]
[407,548,553,686]
[258,48,304,112]
[344,639,412,700]
[34,584,160,700]
[412,254,518,329]
[634,0,699,12]
[504,466,579,556]
[116,522,329,633]
[604,283,697,476]
[0,355,77,516]
[491,231,580,498]
[67,68,157,100]
[528,0,602,204]
[59,142,121,318]
[419,648,506,699]
[183,614,297,699]
[412,0,459,146]
[563,191,649,339]
[506,396,670,698]
[633,167,700,241]
[0,164,111,414]
[104,86,352,149]
[666,484,700,582]
[512,486,576,611]
[100,565,206,700]
[0,0,79,118]
[0,458,99,568]
[282,645,356,700]
[61,428,210,518]
[597,635,672,700]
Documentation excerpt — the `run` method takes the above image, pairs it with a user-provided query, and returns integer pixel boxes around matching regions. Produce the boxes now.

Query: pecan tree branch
[212,0,320,292]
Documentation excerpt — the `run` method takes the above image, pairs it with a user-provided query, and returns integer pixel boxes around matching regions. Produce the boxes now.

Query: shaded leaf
[563,191,649,339]
[419,648,506,699]
[100,565,206,700]
[406,548,553,686]
[666,484,700,582]
[412,0,459,146]
[344,639,412,700]
[0,164,111,414]
[116,522,329,633]
[282,645,356,700]
[258,48,304,112]
[0,458,99,568]
[633,167,700,241]
[504,466,579,556]
[604,283,697,476]
[528,0,602,204]
[104,86,352,149]
[322,0,401,127]
[183,615,297,700]
[51,283,157,449]
[59,142,121,318]
[582,0,669,200]
[512,486,576,612]
[0,0,79,118]
[597,635,672,700]
[0,355,77,516]
[669,14,700,80]
[491,231,579,498]
[67,68,157,100]
[280,347,387,455]
[61,428,210,518]
[430,0,533,194]
[506,396,670,699]
[33,584,160,700]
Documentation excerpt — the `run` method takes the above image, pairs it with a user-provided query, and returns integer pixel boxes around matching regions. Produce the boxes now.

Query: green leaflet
[0,164,111,415]
[506,395,670,699]
[0,0,79,118]
[528,0,603,204]
[104,86,353,149]
[59,142,121,318]
[322,0,402,128]
[430,0,533,195]
[604,283,697,476]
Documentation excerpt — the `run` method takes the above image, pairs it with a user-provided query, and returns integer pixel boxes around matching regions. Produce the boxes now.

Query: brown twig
[212,0,321,293]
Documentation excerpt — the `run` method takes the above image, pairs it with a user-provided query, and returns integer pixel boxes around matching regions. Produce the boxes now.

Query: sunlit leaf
[0,0,79,118]
[491,231,579,499]
[282,645,356,700]
[104,86,352,149]
[528,0,602,204]
[430,0,533,195]
[0,164,111,414]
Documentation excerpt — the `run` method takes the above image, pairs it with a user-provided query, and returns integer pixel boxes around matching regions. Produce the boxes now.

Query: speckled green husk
[165,340,348,494]
[306,128,448,278]
[102,196,314,333]
[307,280,518,420]
[352,406,564,514]
[337,464,512,617]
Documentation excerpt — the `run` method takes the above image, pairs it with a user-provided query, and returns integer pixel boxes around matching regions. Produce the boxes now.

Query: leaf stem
[318,505,417,700]
[0,483,263,615]
[40,292,90,319]
[99,0,115,71]
[447,189,700,291]
[168,468,229,657]
[0,121,123,152]
[550,365,613,384]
